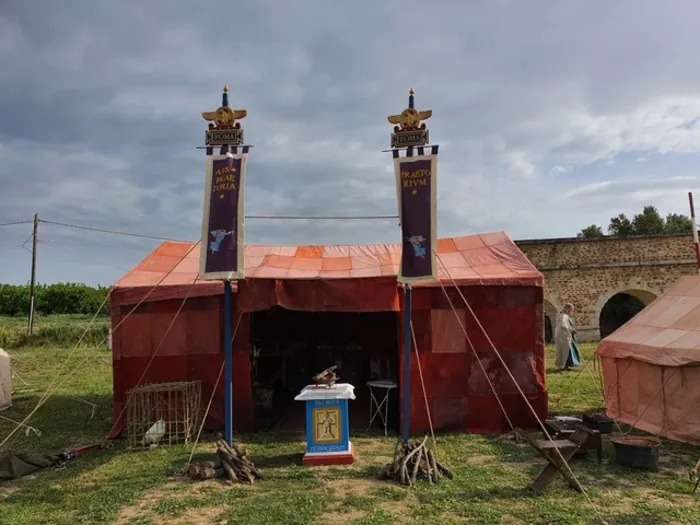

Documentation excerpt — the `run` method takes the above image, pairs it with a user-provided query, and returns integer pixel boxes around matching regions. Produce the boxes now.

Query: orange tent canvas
[596,276,700,444]
[109,231,548,437]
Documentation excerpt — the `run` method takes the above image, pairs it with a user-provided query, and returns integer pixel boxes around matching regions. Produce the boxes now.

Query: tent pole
[402,284,412,444]
[689,192,700,275]
[224,279,233,446]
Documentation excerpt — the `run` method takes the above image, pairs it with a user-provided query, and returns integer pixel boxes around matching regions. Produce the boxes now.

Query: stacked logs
[377,436,453,486]
[185,436,263,484]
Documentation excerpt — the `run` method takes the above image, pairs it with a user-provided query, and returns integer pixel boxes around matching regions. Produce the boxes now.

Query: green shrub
[0,327,25,348]
[27,324,109,348]
[0,283,109,316]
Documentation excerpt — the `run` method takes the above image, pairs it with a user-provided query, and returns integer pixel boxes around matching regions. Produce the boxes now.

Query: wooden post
[402,285,412,444]
[27,213,39,337]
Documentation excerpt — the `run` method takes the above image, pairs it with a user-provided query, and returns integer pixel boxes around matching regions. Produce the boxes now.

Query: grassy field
[1,333,700,524]
[0,314,109,349]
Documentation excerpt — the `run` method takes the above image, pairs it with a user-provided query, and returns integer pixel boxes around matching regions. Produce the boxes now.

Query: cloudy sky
[1,0,700,286]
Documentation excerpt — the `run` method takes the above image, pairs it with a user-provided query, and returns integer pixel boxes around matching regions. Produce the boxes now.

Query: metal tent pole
[689,192,700,275]
[402,285,412,444]
[224,280,233,446]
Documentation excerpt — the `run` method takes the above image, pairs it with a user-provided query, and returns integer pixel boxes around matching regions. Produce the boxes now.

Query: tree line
[578,205,695,238]
[0,283,109,316]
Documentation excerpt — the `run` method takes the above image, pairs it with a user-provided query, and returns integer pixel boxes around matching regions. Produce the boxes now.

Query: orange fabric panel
[596,276,700,366]
[112,232,543,309]
[116,313,152,359]
[149,312,187,357]
[600,356,700,445]
[431,309,467,354]
[186,298,222,356]
[237,277,401,312]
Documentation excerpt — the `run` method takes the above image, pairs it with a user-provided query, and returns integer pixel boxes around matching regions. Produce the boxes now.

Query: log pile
[377,436,453,486]
[184,436,263,484]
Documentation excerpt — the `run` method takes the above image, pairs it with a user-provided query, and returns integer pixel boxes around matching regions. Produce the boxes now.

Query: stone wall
[514,234,698,341]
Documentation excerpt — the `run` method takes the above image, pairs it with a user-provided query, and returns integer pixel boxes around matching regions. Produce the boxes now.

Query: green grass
[1,336,700,524]
[0,315,109,349]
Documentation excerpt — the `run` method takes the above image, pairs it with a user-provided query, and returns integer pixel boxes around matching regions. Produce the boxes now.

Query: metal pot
[611,436,661,470]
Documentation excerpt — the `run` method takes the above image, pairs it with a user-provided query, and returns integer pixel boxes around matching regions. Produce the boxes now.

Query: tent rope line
[186,314,243,466]
[409,320,438,452]
[0,293,109,448]
[435,253,607,523]
[101,274,200,445]
[0,242,198,449]
[432,272,515,432]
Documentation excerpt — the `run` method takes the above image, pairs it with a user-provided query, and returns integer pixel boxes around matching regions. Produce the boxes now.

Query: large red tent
[109,231,547,437]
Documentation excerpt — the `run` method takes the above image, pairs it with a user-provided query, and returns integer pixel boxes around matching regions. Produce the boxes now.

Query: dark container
[611,436,660,470]
[582,413,614,434]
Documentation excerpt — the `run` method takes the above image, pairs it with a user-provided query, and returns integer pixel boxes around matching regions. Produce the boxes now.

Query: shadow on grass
[0,394,114,456]
[253,452,304,468]
[417,486,534,503]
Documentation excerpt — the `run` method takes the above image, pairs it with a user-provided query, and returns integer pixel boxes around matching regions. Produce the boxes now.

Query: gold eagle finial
[387,89,432,132]
[202,85,247,130]
[202,106,248,129]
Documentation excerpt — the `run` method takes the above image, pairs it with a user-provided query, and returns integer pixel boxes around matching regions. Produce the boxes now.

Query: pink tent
[596,276,700,444]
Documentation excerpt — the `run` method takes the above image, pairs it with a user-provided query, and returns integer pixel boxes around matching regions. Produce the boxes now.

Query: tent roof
[596,276,700,367]
[111,231,542,305]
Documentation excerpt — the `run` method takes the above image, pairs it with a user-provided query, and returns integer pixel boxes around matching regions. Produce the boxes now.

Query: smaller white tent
[0,349,11,411]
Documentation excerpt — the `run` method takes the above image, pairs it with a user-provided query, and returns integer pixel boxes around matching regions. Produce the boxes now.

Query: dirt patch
[325,477,384,495]
[0,485,20,501]
[114,479,238,525]
[466,454,495,466]
[316,509,365,524]
[378,499,410,520]
[150,506,224,525]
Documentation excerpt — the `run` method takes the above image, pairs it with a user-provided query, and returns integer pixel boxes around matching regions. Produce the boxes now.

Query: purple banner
[200,154,246,279]
[395,155,437,283]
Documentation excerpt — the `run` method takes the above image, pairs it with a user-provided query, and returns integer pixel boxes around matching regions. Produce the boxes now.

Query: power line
[0,220,32,227]
[246,215,399,220]
[0,233,33,255]
[39,239,130,273]
[38,220,190,243]
[38,215,399,243]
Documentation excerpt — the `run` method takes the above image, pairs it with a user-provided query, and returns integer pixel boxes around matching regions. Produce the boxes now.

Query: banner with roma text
[199,149,248,280]
[393,151,438,284]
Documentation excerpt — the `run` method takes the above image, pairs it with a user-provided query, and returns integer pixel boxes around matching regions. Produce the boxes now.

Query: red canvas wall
[399,285,547,434]
[109,294,253,438]
[109,232,547,437]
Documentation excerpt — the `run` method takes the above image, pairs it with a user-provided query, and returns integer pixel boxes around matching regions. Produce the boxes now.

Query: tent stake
[402,285,412,444]
[224,280,234,446]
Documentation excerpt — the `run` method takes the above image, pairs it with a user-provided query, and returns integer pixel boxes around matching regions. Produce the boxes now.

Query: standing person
[554,303,581,370]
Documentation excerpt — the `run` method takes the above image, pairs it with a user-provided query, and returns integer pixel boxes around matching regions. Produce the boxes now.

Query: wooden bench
[514,424,597,495]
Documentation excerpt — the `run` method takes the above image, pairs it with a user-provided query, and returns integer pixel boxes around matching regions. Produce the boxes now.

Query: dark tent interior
[249,307,400,431]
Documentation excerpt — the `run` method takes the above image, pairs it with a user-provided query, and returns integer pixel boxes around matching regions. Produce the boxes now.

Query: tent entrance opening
[249,307,399,432]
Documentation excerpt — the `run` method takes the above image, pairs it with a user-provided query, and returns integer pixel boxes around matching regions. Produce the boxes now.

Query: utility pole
[27,213,38,337]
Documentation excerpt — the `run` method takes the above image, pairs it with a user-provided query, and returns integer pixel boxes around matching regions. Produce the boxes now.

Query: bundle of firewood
[377,436,453,486]
[184,435,263,484]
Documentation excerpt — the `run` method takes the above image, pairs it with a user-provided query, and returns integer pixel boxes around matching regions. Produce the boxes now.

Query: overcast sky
[2,1,700,286]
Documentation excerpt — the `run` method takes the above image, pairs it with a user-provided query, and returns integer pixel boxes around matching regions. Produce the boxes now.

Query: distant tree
[607,214,635,236]
[630,205,665,235]
[577,224,604,238]
[665,212,694,234]
[576,206,697,237]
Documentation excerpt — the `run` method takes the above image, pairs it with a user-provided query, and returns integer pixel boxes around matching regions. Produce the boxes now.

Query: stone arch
[596,286,658,340]
[543,299,558,344]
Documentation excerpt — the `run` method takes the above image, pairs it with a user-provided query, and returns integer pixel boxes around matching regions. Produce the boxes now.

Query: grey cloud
[4,0,700,284]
